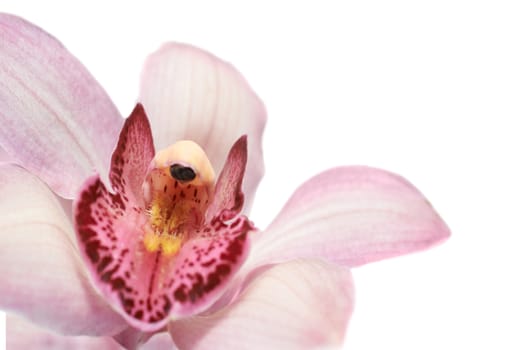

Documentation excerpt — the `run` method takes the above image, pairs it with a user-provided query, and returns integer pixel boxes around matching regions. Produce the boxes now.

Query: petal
[0,145,13,163]
[139,43,266,212]
[250,166,450,268]
[0,164,126,336]
[110,103,155,202]
[142,332,177,350]
[206,135,247,221]
[169,260,354,350]
[0,14,123,198]
[112,327,154,350]
[7,314,123,350]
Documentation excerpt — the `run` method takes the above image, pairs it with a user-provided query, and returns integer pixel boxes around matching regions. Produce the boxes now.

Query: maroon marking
[134,310,144,320]
[97,255,113,273]
[85,241,101,263]
[162,296,172,314]
[78,228,96,241]
[174,285,188,302]
[111,277,126,291]
[147,252,162,295]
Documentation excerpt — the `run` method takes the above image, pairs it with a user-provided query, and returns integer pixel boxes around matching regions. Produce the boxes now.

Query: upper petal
[0,13,123,198]
[139,43,266,212]
[0,145,13,163]
[169,259,354,350]
[7,314,124,350]
[249,166,450,268]
[0,164,126,336]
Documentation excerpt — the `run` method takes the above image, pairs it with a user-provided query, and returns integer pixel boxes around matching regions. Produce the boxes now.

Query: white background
[2,1,524,349]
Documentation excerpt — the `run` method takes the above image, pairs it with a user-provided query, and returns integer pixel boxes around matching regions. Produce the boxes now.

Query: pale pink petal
[142,332,177,350]
[0,145,13,163]
[249,166,450,268]
[112,328,177,350]
[74,110,255,331]
[7,314,124,350]
[169,260,354,350]
[206,135,247,221]
[112,327,155,350]
[0,164,126,336]
[0,13,123,198]
[139,43,266,212]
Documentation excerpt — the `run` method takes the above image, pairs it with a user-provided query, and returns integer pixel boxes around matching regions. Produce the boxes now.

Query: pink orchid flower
[0,13,450,350]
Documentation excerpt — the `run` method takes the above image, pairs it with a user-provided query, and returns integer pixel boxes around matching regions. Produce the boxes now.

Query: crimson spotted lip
[74,104,255,331]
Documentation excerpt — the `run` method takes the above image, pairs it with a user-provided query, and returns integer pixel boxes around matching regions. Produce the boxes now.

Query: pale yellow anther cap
[152,140,215,185]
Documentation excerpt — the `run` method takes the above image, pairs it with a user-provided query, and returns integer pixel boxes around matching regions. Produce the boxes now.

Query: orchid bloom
[0,13,450,350]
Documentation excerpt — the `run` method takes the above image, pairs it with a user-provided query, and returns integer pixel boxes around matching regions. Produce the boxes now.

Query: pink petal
[7,314,123,350]
[206,135,247,221]
[250,166,450,268]
[109,103,155,203]
[139,43,266,212]
[142,332,177,350]
[74,110,255,331]
[0,164,126,336]
[0,145,13,163]
[111,327,176,350]
[0,14,123,198]
[112,327,154,350]
[169,259,354,350]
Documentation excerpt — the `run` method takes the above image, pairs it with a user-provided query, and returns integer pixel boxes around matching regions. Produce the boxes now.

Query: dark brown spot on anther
[170,164,196,182]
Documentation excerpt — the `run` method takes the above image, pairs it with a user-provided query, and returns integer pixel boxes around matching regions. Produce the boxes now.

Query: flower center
[142,141,215,256]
